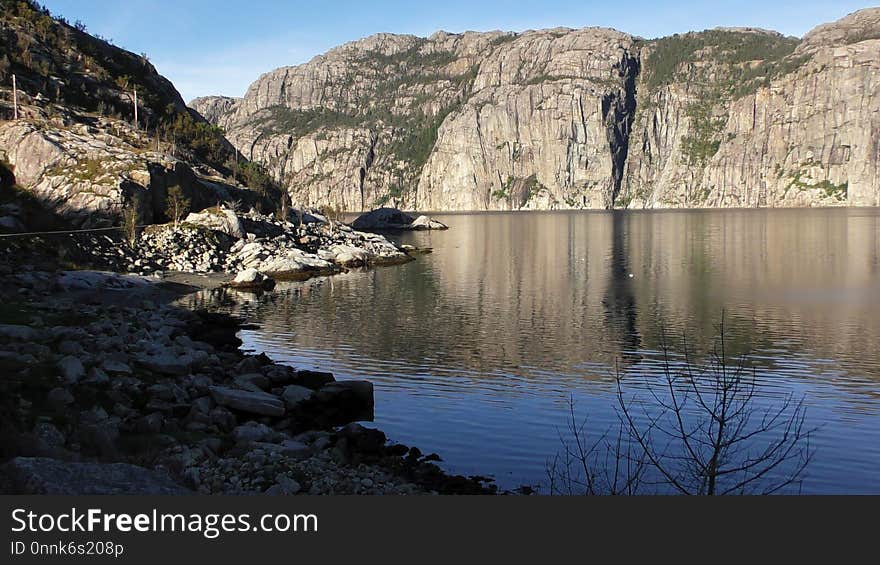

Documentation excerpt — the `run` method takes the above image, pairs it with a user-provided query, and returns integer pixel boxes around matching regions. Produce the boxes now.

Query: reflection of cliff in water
[602,211,641,366]
[180,209,880,388]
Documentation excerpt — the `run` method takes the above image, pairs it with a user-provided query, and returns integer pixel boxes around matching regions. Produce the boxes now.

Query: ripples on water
[183,209,880,494]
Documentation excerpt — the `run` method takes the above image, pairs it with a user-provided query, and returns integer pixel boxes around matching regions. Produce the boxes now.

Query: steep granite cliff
[194,8,880,211]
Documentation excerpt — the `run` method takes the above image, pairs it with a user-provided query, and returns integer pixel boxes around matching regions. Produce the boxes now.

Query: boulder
[338,423,387,455]
[136,352,193,376]
[231,421,280,444]
[281,385,314,410]
[352,208,448,231]
[295,370,335,390]
[1,457,190,494]
[351,207,415,231]
[308,380,375,426]
[209,386,285,417]
[102,359,133,375]
[328,244,371,267]
[56,271,153,291]
[84,367,110,385]
[183,208,245,238]
[46,387,74,410]
[134,412,165,434]
[234,374,268,393]
[263,364,300,386]
[0,324,38,341]
[57,356,85,384]
[410,215,449,230]
[229,268,276,290]
[265,474,301,495]
[278,440,312,459]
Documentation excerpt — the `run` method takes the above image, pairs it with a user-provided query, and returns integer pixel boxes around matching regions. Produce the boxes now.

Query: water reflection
[181,208,880,493]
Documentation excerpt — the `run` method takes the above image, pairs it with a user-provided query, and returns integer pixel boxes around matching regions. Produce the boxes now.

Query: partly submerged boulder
[228,268,275,290]
[410,215,449,230]
[352,207,448,231]
[298,380,375,427]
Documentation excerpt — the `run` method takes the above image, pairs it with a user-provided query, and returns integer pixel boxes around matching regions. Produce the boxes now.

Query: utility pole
[133,87,138,129]
[12,74,18,120]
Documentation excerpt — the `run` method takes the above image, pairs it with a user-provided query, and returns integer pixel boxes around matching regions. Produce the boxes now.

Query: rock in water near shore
[293,370,336,390]
[410,215,449,230]
[299,380,375,427]
[1,457,190,494]
[352,208,448,231]
[229,268,276,290]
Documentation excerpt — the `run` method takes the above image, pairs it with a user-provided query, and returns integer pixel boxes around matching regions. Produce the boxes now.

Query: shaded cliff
[194,8,880,211]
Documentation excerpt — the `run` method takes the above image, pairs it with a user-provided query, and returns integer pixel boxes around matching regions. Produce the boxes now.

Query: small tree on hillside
[122,195,140,248]
[165,185,190,228]
[276,189,290,222]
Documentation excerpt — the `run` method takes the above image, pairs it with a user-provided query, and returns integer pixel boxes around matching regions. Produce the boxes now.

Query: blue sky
[39,0,877,102]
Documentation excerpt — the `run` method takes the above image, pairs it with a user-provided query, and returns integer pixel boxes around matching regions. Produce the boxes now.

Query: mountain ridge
[192,7,880,211]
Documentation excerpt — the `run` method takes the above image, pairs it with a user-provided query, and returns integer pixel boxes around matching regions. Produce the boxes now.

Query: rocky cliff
[193,8,880,211]
[0,0,277,229]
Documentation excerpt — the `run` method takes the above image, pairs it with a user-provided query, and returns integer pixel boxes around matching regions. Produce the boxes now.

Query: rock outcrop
[0,205,413,278]
[352,207,448,231]
[193,9,880,210]
[0,2,276,230]
[0,116,260,228]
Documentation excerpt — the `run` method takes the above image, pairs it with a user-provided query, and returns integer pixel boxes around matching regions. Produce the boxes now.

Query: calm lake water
[190,209,880,494]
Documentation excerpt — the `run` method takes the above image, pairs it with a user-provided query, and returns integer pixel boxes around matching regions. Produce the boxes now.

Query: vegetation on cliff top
[642,29,804,98]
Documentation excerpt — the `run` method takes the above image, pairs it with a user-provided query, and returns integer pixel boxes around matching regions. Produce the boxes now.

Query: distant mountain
[192,8,880,211]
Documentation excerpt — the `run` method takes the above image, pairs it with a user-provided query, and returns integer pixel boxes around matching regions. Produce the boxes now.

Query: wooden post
[133,87,138,129]
[12,74,18,120]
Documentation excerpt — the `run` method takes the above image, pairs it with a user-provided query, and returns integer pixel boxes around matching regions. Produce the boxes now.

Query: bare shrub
[549,317,815,495]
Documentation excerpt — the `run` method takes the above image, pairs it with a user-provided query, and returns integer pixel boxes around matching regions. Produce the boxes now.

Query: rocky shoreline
[0,214,496,495]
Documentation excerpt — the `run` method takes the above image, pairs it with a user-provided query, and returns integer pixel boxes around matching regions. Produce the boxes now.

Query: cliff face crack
[359,132,379,211]
[603,51,640,208]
